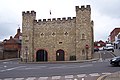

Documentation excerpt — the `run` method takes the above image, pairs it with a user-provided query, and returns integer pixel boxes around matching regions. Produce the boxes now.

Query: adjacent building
[109,28,120,49]
[94,40,105,48]
[3,28,22,59]
[0,42,3,59]
[22,5,94,62]
[109,28,120,42]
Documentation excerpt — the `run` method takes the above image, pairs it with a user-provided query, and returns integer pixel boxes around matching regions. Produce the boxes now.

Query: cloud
[91,0,120,18]
[0,0,120,41]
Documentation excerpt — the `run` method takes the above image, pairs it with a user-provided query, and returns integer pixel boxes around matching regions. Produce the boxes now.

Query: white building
[114,32,120,49]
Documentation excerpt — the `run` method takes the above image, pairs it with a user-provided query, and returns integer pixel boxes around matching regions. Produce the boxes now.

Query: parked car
[104,44,114,52]
[94,47,99,52]
[110,56,120,66]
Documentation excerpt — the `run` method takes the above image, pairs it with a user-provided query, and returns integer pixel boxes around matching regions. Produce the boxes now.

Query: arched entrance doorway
[36,49,48,62]
[56,49,65,61]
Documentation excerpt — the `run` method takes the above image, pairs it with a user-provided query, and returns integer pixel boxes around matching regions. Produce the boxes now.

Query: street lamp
[25,46,28,63]
[85,44,89,60]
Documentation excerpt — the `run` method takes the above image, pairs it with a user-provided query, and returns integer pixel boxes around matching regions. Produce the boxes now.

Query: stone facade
[22,5,94,62]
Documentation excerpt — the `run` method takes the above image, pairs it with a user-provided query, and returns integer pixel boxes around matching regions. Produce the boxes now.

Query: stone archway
[36,49,48,62]
[56,49,65,61]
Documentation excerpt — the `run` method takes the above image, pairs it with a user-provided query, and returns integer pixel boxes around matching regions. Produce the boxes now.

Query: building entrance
[56,49,65,61]
[36,49,48,61]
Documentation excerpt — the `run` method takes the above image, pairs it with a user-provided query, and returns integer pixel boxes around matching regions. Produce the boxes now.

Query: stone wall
[33,18,76,61]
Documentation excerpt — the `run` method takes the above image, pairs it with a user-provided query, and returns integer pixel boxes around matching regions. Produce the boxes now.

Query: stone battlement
[22,10,36,16]
[34,17,76,24]
[76,5,91,11]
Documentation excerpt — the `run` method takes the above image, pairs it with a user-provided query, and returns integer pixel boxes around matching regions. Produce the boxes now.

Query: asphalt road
[0,51,119,80]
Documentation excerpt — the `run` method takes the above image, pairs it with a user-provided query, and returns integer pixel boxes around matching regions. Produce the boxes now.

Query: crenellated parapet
[76,5,91,12]
[34,17,76,24]
[22,10,36,16]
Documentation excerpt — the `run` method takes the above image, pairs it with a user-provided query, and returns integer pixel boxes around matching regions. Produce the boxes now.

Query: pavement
[98,49,120,80]
[0,50,120,80]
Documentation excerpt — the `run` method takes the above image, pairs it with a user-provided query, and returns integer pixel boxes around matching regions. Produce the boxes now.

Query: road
[0,51,119,80]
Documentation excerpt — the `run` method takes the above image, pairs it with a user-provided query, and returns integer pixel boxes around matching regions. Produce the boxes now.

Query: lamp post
[25,46,28,63]
[85,45,89,60]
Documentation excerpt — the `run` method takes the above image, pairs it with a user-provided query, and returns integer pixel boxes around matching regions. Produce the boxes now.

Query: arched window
[81,34,86,39]
[82,49,85,55]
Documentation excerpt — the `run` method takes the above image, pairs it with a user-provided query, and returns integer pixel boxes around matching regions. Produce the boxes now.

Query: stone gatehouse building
[22,5,94,62]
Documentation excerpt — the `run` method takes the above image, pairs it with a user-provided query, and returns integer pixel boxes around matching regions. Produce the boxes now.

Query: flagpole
[50,10,52,19]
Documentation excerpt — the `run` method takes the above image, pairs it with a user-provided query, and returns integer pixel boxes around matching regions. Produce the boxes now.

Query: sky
[0,0,120,41]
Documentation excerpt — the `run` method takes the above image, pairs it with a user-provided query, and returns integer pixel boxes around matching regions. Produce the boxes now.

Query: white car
[104,45,114,52]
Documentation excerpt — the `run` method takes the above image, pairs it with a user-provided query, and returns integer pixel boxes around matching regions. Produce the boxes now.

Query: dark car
[94,48,99,52]
[110,56,120,66]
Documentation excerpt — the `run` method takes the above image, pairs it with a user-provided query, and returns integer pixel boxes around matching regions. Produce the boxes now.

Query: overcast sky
[0,0,120,41]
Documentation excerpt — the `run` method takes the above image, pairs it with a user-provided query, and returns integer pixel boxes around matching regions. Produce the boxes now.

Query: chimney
[17,27,21,33]
[10,36,12,39]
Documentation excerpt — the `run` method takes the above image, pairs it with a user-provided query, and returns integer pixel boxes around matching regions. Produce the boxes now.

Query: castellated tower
[22,11,36,62]
[75,5,94,60]
[22,5,94,62]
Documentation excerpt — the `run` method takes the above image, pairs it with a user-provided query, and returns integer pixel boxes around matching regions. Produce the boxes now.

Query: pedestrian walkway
[114,49,120,56]
[102,71,120,80]
[1,72,112,80]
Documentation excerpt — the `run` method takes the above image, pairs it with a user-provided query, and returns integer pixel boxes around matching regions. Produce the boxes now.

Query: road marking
[38,77,48,80]
[99,58,103,62]
[6,66,26,71]
[0,70,6,72]
[26,77,36,80]
[102,72,111,75]
[52,76,61,79]
[25,68,41,70]
[0,72,112,80]
[0,66,26,72]
[15,78,24,80]
[92,61,97,63]
[4,78,13,80]
[89,73,100,76]
[65,79,72,80]
[80,64,93,67]
[65,75,74,79]
[48,66,66,69]
[81,78,85,80]
[25,66,47,70]
[4,66,7,68]
[3,62,9,64]
[77,74,86,78]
